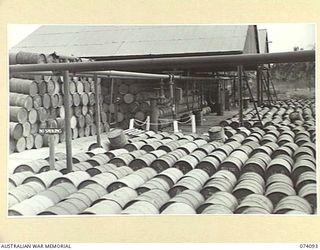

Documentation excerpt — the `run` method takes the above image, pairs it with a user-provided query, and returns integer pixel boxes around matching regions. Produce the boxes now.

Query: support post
[191,114,196,133]
[266,69,271,103]
[108,78,114,126]
[173,120,179,133]
[169,76,176,119]
[62,70,73,173]
[94,74,102,147]
[256,68,261,106]
[150,98,159,132]
[49,135,55,170]
[129,119,134,129]
[238,65,244,126]
[146,116,150,131]
[260,69,264,104]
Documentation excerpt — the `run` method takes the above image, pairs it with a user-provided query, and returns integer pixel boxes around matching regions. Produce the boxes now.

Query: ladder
[242,71,262,126]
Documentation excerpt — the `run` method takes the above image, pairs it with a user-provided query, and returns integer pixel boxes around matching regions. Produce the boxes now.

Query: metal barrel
[81,200,122,215]
[160,202,196,214]
[107,166,133,179]
[168,177,203,197]
[121,200,159,215]
[195,156,220,176]
[265,182,296,206]
[298,183,316,212]
[109,153,135,167]
[266,173,293,188]
[232,179,264,201]
[265,158,292,178]
[44,152,67,162]
[133,167,157,182]
[208,126,225,142]
[10,78,38,96]
[160,190,204,212]
[177,141,199,154]
[9,195,54,216]
[10,93,33,111]
[206,151,228,165]
[271,146,294,158]
[8,182,45,207]
[136,177,171,194]
[10,106,28,123]
[23,170,63,188]
[86,163,118,177]
[274,195,312,214]
[219,156,243,178]
[86,154,110,167]
[193,143,216,155]
[107,129,128,149]
[72,152,91,163]
[291,159,316,182]
[95,187,138,209]
[14,159,49,173]
[295,171,316,192]
[9,171,33,188]
[50,171,91,188]
[155,168,184,187]
[200,171,237,199]
[234,194,273,214]
[15,51,46,64]
[237,206,270,214]
[105,148,129,159]
[150,155,177,173]
[129,154,157,170]
[124,189,170,210]
[241,157,267,177]
[173,155,200,174]
[107,174,146,192]
[124,141,146,152]
[9,122,23,140]
[200,204,233,214]
[141,141,163,152]
[73,162,93,171]
[197,191,238,213]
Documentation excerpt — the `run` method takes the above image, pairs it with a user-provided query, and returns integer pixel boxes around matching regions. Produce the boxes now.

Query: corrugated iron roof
[12,25,252,58]
[258,29,269,53]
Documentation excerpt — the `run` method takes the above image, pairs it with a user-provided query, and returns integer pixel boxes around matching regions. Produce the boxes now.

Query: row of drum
[10,128,316,187]
[8,166,316,215]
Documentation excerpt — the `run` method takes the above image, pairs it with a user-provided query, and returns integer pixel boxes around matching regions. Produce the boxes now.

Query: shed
[12,25,260,60]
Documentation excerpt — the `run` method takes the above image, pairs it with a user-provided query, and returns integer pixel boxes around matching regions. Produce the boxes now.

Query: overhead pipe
[9,50,315,73]
[12,70,214,81]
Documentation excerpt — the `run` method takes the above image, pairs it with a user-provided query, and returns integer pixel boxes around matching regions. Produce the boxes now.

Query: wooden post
[62,70,73,173]
[109,78,114,126]
[238,65,243,126]
[49,134,55,170]
[94,74,102,147]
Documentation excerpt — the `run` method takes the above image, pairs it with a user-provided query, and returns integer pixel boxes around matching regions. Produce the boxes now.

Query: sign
[38,128,63,134]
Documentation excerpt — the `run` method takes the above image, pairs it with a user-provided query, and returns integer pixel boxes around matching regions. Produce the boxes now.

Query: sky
[257,23,315,52]
[8,24,316,52]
